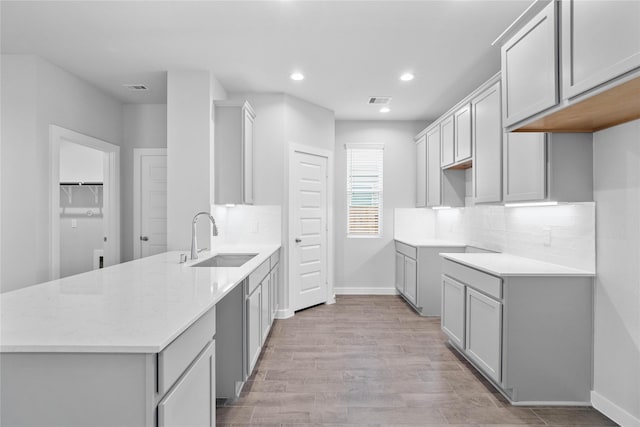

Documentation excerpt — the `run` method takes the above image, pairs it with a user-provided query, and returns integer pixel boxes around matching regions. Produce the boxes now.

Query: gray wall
[334,120,423,293]
[1,55,123,293]
[592,119,640,424]
[121,104,167,262]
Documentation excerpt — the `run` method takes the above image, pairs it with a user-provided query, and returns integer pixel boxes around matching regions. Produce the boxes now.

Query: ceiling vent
[368,96,392,105]
[123,84,149,91]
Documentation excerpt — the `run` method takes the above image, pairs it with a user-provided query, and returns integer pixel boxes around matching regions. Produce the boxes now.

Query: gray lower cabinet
[217,249,280,403]
[441,259,593,404]
[465,288,501,384]
[404,257,417,306]
[395,242,417,306]
[261,273,271,343]
[561,0,640,99]
[270,259,280,321]
[246,252,280,378]
[158,341,216,427]
[395,251,405,294]
[441,275,465,348]
[396,242,465,316]
[247,282,262,374]
[503,132,593,203]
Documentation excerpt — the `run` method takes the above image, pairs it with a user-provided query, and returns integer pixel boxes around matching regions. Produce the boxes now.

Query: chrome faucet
[190,212,218,260]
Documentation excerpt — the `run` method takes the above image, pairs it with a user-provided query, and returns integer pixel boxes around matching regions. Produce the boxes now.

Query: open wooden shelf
[515,76,640,133]
[445,159,473,170]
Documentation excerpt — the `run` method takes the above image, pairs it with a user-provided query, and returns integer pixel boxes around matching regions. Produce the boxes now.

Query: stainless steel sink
[190,253,257,268]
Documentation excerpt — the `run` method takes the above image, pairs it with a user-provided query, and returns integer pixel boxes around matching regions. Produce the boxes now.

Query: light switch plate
[71,219,77,228]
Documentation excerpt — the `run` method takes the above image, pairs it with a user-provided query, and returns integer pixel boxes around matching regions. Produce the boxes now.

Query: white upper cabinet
[454,103,472,163]
[426,126,442,207]
[472,81,503,204]
[501,1,558,128]
[561,0,640,99]
[415,135,427,207]
[214,101,256,205]
[440,116,455,168]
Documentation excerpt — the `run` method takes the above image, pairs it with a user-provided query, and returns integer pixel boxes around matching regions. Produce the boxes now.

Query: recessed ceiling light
[290,72,304,81]
[400,73,415,81]
[380,107,390,113]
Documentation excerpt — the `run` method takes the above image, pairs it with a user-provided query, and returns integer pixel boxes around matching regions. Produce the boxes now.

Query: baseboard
[592,390,640,427]
[334,287,399,295]
[275,308,294,319]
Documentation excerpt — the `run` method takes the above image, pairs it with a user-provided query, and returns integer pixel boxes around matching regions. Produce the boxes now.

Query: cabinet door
[472,82,503,204]
[395,252,405,294]
[261,274,271,343]
[270,264,279,321]
[503,132,546,202]
[441,276,465,348]
[502,1,558,127]
[562,0,640,99]
[465,288,502,384]
[416,136,427,207]
[247,285,262,374]
[454,104,472,162]
[404,257,417,306]
[426,126,442,207]
[158,340,215,427]
[242,107,255,204]
[440,116,455,167]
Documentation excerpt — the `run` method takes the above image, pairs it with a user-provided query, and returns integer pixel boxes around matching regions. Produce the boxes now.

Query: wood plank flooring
[216,295,617,426]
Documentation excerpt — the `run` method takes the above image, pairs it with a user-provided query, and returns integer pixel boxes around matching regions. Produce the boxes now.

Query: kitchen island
[0,245,280,427]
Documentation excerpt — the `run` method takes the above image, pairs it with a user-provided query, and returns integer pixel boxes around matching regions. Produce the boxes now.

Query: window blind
[346,146,383,236]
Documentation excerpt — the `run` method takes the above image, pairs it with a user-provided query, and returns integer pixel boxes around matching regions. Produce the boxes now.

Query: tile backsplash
[394,208,435,241]
[211,205,281,246]
[395,203,596,272]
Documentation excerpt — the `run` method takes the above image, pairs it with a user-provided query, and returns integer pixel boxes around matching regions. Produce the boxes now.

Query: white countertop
[0,244,280,354]
[395,238,466,248]
[440,252,595,277]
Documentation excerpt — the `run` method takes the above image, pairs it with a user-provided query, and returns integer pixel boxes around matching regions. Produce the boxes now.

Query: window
[346,144,383,237]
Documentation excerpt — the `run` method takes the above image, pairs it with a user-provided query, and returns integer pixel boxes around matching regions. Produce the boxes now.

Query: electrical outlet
[251,220,259,233]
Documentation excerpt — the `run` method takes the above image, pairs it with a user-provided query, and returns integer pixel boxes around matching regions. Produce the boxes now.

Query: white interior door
[292,150,328,311]
[136,151,167,258]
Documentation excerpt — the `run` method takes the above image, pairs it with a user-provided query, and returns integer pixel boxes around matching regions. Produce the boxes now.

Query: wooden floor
[216,295,617,426]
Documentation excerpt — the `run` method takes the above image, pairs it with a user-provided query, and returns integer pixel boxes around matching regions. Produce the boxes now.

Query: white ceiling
[1,1,530,121]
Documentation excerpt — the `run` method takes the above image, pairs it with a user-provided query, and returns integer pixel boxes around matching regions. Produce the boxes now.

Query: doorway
[133,148,168,259]
[49,126,120,280]
[288,143,334,312]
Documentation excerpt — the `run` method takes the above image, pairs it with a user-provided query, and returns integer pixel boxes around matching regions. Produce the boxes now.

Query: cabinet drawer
[158,340,215,427]
[248,259,270,295]
[270,250,280,268]
[158,306,216,396]
[442,260,502,299]
[395,241,417,259]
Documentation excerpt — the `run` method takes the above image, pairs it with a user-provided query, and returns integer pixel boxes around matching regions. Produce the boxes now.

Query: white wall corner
[591,391,640,427]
